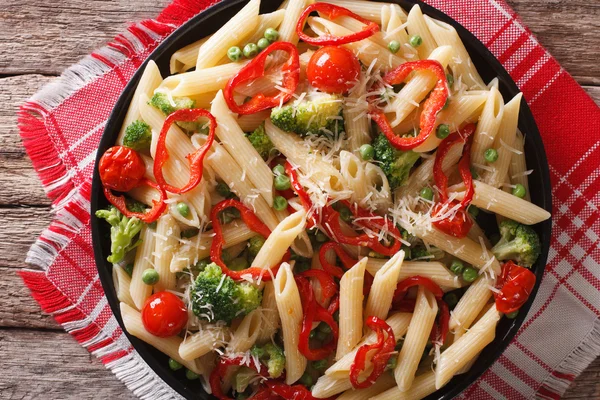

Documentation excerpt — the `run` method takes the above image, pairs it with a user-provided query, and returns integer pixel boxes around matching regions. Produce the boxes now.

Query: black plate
[91,1,553,398]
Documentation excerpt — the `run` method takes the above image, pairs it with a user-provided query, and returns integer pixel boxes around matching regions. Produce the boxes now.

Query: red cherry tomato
[306,46,360,94]
[495,261,536,314]
[432,202,473,238]
[99,146,146,192]
[141,292,188,337]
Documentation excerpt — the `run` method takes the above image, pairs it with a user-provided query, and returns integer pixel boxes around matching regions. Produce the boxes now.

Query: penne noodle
[170,36,210,74]
[371,370,437,400]
[129,225,156,310]
[508,130,532,201]
[406,5,438,59]
[336,257,367,360]
[153,214,179,292]
[179,326,230,360]
[471,86,505,167]
[366,259,464,291]
[316,0,404,23]
[364,251,405,323]
[112,265,135,309]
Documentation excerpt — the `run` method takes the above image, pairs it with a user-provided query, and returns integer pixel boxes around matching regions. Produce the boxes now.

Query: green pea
[484,148,499,163]
[506,310,519,319]
[142,269,159,285]
[446,73,454,88]
[227,46,243,62]
[257,38,270,50]
[272,164,285,176]
[176,202,190,218]
[386,355,398,370]
[462,266,479,283]
[316,330,328,342]
[169,358,183,371]
[512,183,526,198]
[318,322,332,334]
[339,206,352,222]
[229,257,249,271]
[299,372,313,387]
[148,221,157,230]
[124,263,134,277]
[181,228,199,239]
[193,258,210,273]
[312,359,328,371]
[442,97,450,110]
[388,40,401,54]
[443,292,459,309]
[273,195,288,211]
[359,144,374,161]
[186,369,199,380]
[309,329,317,340]
[450,259,465,275]
[264,28,280,43]
[216,181,231,198]
[436,124,450,139]
[315,231,328,243]
[419,187,434,201]
[295,259,311,273]
[274,174,291,191]
[468,205,479,218]
[243,43,259,58]
[470,167,479,179]
[409,35,422,47]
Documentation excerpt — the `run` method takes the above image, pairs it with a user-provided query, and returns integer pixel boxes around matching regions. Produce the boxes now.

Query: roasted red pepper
[154,108,216,194]
[494,260,536,314]
[370,60,448,150]
[265,381,333,400]
[224,42,300,115]
[284,161,318,226]
[318,242,357,279]
[350,316,396,389]
[432,123,476,238]
[298,269,337,304]
[99,146,146,192]
[296,276,339,361]
[210,199,290,281]
[103,178,167,223]
[392,276,449,345]
[210,356,269,400]
[296,3,380,46]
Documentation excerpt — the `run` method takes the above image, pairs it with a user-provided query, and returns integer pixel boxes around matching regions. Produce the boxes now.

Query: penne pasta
[365,259,464,291]
[364,251,405,323]
[129,225,156,310]
[153,214,179,292]
[509,130,532,201]
[336,257,368,360]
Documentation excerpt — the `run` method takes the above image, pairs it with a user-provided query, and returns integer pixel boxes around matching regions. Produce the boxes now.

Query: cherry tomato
[141,292,188,337]
[495,261,536,314]
[306,46,360,94]
[432,202,473,238]
[99,146,145,192]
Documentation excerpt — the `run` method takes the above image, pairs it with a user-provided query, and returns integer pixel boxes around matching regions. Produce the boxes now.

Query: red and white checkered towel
[18,0,600,398]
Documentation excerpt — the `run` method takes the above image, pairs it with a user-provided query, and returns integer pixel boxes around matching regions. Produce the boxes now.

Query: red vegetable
[318,242,357,279]
[103,178,167,224]
[298,269,337,304]
[495,260,536,314]
[99,146,146,192]
[307,46,361,94]
[210,356,269,400]
[224,41,300,115]
[266,381,334,400]
[349,316,396,389]
[154,108,217,194]
[296,3,379,46]
[210,199,289,281]
[284,161,316,224]
[141,292,188,337]
[370,60,448,150]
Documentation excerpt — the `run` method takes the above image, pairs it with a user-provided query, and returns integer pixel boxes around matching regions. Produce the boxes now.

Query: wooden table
[0,1,598,398]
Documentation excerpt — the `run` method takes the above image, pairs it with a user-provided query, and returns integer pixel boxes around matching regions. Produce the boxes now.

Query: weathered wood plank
[0,329,135,400]
[563,357,600,400]
[0,207,52,269]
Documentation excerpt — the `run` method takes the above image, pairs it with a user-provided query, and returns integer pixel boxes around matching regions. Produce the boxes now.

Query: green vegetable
[234,367,256,393]
[312,359,328,371]
[272,164,285,176]
[299,372,313,387]
[409,35,422,47]
[246,123,274,160]
[126,200,148,214]
[359,144,374,161]
[190,263,262,324]
[168,358,183,371]
[228,46,243,62]
[468,205,479,218]
[462,266,478,282]
[436,124,450,139]
[443,292,459,309]
[251,343,286,378]
[124,263,134,277]
[123,120,152,151]
[248,236,266,257]
[446,73,454,88]
[264,28,279,43]
[229,257,249,271]
[318,322,332,334]
[270,94,344,136]
[419,187,434,201]
[512,183,526,198]
[506,310,519,319]
[470,167,479,179]
[186,369,199,380]
[273,195,288,211]
[176,202,190,217]
[95,207,143,264]
[274,174,291,191]
[373,134,421,190]
[216,181,232,198]
[257,38,270,50]
[410,246,431,260]
[295,257,311,273]
[484,148,498,163]
[442,97,450,110]
[315,232,328,243]
[149,92,201,132]
[220,207,241,224]
[491,219,541,267]
[388,40,401,54]
[386,355,398,371]
[142,269,159,285]
[339,206,352,222]
[243,43,259,58]
[450,259,465,275]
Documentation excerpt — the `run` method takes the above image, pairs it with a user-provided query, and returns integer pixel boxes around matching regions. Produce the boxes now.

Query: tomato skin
[495,261,536,314]
[141,292,188,337]
[307,46,360,94]
[99,146,146,192]
[432,203,473,238]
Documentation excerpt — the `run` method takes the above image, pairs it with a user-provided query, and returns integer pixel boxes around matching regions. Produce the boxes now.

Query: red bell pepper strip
[327,293,340,315]
[284,161,318,227]
[432,123,476,238]
[296,3,380,46]
[370,60,449,151]
[154,108,217,194]
[103,178,167,224]
[494,260,536,314]
[296,276,339,361]
[224,42,300,115]
[298,269,337,304]
[210,356,270,400]
[350,316,396,389]
[265,381,334,400]
[318,242,357,279]
[210,199,290,281]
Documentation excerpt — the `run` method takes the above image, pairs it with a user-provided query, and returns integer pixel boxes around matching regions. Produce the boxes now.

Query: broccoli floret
[95,207,143,264]
[149,92,204,133]
[123,120,152,151]
[373,133,420,190]
[250,343,285,378]
[190,263,262,324]
[126,199,149,214]
[270,94,344,136]
[248,236,266,257]
[491,220,541,267]
[246,124,274,160]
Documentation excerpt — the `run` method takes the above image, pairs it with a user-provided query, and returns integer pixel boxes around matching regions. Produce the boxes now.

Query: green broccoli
[123,120,152,151]
[250,343,285,378]
[373,133,421,190]
[149,92,205,133]
[246,124,274,160]
[126,199,149,214]
[190,263,262,324]
[248,236,266,258]
[233,367,257,393]
[491,220,541,267]
[270,94,344,136]
[95,207,143,264]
